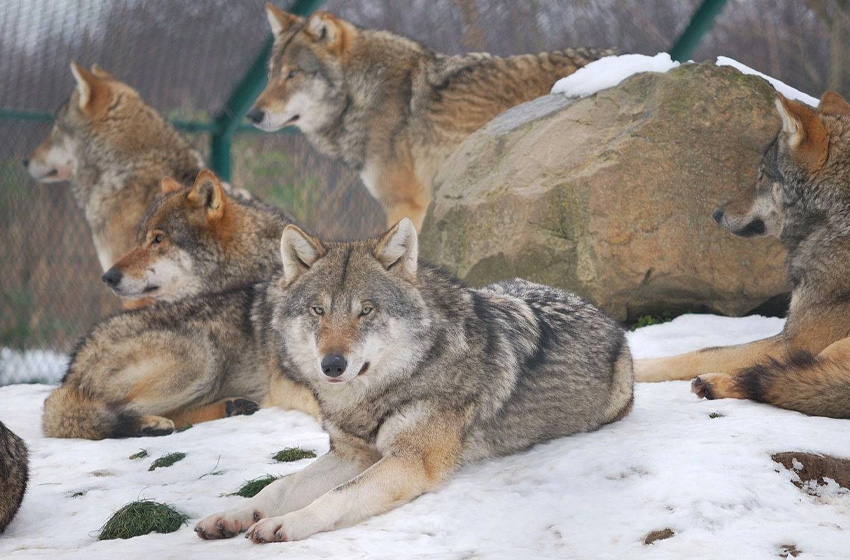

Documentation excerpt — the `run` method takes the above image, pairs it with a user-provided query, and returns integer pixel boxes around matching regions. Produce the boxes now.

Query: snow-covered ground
[2,314,849,560]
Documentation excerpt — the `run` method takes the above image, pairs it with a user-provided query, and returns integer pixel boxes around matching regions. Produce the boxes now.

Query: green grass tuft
[709,412,725,419]
[148,452,186,471]
[233,475,279,498]
[98,500,188,541]
[630,311,675,331]
[272,447,316,462]
[129,449,148,460]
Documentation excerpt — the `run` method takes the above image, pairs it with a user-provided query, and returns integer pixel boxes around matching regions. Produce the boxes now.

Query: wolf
[0,421,28,534]
[102,169,295,302]
[24,63,207,278]
[42,281,320,440]
[248,5,612,230]
[635,91,850,419]
[195,217,633,543]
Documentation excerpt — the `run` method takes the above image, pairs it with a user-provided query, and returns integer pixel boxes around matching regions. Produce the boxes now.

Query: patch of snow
[2,315,849,560]
[551,53,680,97]
[716,57,819,107]
[0,347,67,386]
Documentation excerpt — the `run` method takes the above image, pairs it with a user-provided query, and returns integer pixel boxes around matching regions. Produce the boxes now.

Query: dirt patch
[778,544,801,558]
[644,528,674,545]
[772,452,850,489]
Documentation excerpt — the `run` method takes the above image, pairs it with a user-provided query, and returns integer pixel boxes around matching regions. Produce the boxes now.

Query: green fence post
[669,0,729,62]
[208,0,326,181]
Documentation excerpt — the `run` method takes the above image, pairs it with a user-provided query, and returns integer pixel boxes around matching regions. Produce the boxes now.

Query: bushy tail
[734,352,850,419]
[0,421,28,533]
[603,339,635,424]
[42,385,140,440]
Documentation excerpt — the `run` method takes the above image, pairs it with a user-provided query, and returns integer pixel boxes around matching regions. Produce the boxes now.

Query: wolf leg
[195,447,376,540]
[374,163,430,231]
[692,336,850,418]
[167,398,259,428]
[635,334,787,382]
[245,407,465,543]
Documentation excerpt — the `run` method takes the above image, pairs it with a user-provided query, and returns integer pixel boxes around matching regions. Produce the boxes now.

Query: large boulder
[420,62,789,322]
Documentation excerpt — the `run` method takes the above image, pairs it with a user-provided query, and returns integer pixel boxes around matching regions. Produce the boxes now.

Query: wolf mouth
[142,285,160,294]
[284,115,300,126]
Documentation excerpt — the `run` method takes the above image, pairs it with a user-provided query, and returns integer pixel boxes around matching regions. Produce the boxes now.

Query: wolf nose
[101,268,123,288]
[21,159,29,168]
[712,208,724,224]
[246,108,265,125]
[321,354,348,377]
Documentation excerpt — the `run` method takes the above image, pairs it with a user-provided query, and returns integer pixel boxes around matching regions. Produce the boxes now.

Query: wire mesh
[0,0,844,385]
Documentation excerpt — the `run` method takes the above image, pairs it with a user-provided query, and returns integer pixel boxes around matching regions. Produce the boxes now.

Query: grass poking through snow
[148,452,186,471]
[273,447,316,462]
[98,500,188,540]
[129,449,148,460]
[233,475,280,498]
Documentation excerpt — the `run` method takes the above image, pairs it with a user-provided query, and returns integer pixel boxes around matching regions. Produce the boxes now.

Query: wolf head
[713,138,784,238]
[102,170,231,301]
[271,218,430,386]
[247,5,355,133]
[713,91,850,241]
[25,62,199,184]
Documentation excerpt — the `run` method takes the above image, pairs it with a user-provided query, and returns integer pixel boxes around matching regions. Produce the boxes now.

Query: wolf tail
[0,421,28,533]
[733,351,850,419]
[42,385,141,440]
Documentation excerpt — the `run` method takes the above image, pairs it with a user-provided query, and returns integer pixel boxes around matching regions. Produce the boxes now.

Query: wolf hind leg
[167,398,260,429]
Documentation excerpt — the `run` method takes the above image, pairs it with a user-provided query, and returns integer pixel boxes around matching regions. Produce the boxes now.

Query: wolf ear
[775,95,829,173]
[70,62,102,112]
[374,218,418,278]
[818,91,850,118]
[160,176,182,196]
[280,225,325,284]
[265,3,302,36]
[187,169,227,221]
[90,64,117,81]
[305,11,346,49]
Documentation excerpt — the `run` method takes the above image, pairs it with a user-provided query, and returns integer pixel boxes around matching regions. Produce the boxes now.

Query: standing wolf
[24,63,206,284]
[195,218,633,543]
[0,421,28,534]
[248,5,612,229]
[636,91,850,419]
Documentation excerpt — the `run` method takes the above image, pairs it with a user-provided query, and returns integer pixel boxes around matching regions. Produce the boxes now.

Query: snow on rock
[551,53,680,97]
[1,315,848,560]
[716,56,819,107]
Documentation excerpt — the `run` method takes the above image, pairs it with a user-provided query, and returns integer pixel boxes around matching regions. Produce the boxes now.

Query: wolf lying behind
[0,421,28,534]
[195,218,633,543]
[249,5,612,229]
[42,171,315,439]
[636,91,850,419]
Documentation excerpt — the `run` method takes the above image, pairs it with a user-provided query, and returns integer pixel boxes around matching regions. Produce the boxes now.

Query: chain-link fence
[0,0,844,385]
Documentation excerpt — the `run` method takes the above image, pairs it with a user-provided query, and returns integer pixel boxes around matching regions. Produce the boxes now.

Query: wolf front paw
[195,508,262,540]
[245,516,290,543]
[691,376,716,400]
[225,398,260,417]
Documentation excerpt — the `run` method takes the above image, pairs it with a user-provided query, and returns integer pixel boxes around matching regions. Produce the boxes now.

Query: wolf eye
[287,69,299,79]
[151,233,164,245]
[311,306,325,316]
[360,306,373,317]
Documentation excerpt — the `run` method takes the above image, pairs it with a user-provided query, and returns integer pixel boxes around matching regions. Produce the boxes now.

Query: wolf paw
[245,516,289,543]
[225,398,260,417]
[138,415,175,437]
[195,508,262,540]
[691,376,716,400]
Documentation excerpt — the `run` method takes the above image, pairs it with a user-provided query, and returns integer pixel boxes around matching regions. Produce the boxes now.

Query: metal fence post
[669,0,729,62]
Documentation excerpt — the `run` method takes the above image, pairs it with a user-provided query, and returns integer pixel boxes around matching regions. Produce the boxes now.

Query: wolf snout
[101,268,123,288]
[21,159,30,168]
[246,107,265,125]
[712,208,724,224]
[321,354,347,378]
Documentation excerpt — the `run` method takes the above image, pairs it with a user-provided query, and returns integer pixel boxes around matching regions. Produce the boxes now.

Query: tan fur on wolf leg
[167,398,259,428]
[245,408,465,543]
[375,163,430,231]
[635,334,787,382]
[264,375,321,420]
